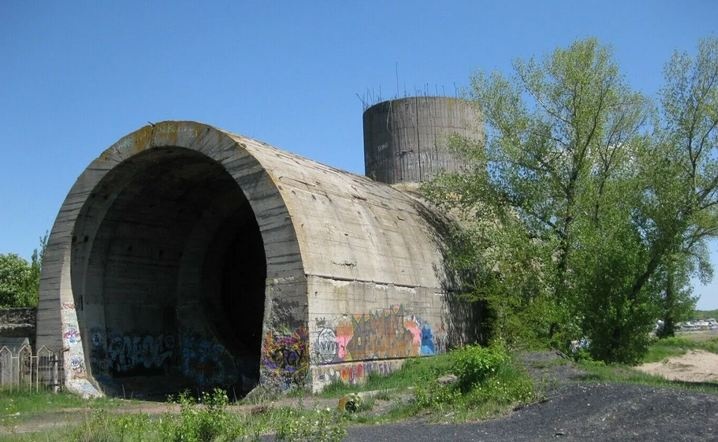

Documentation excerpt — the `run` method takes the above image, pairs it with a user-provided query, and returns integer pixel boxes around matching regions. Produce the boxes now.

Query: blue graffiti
[420,324,435,355]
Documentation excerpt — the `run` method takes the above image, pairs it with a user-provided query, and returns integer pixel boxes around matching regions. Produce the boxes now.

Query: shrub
[451,344,510,391]
[168,388,238,442]
[275,407,346,442]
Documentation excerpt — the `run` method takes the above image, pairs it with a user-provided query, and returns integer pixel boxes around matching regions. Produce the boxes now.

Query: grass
[319,353,455,398]
[0,388,124,428]
[576,359,718,394]
[3,405,348,442]
[643,334,718,363]
[9,335,718,440]
[0,346,537,440]
[573,333,718,395]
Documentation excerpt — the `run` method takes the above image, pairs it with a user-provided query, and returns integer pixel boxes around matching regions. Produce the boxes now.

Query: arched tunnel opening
[70,147,266,399]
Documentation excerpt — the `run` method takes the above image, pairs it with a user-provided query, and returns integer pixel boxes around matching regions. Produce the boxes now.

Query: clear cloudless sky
[1,1,718,308]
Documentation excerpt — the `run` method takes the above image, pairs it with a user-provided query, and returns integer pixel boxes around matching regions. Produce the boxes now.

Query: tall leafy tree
[425,37,718,362]
[0,233,47,308]
[0,253,34,307]
[629,37,718,338]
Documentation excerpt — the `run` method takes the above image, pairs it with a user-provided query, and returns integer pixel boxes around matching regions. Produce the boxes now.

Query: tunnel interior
[71,147,266,398]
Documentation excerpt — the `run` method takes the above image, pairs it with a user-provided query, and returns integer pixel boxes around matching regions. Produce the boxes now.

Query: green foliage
[0,254,34,307]
[0,234,46,308]
[274,408,347,442]
[71,409,151,442]
[425,37,718,364]
[572,220,658,363]
[451,344,510,391]
[0,390,120,422]
[412,345,534,420]
[165,388,238,442]
[319,353,455,397]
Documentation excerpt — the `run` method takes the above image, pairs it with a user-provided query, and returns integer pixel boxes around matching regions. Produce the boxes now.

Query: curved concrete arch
[38,121,450,397]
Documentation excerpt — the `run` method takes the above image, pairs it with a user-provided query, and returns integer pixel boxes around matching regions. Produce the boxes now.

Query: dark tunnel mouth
[70,147,267,399]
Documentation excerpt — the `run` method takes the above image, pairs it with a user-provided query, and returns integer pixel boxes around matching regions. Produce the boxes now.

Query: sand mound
[636,350,718,383]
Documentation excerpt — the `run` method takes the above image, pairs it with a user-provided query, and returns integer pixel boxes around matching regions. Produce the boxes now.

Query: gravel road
[346,382,718,441]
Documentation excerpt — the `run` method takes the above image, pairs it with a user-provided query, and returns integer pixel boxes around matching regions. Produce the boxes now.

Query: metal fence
[0,345,63,391]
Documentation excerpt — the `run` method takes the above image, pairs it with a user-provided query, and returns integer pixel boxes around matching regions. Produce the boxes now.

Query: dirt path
[636,350,718,383]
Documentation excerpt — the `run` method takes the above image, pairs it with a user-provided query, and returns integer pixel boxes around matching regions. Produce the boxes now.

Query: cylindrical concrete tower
[363,96,481,184]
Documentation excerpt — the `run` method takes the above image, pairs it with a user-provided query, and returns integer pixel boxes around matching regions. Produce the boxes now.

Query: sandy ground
[636,350,718,383]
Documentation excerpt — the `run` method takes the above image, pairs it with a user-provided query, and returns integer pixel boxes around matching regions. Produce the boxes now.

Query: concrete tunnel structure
[36,120,459,397]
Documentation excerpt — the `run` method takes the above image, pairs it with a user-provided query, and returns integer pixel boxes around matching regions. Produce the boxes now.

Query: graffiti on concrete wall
[89,328,107,375]
[63,326,81,346]
[70,354,86,374]
[421,323,435,355]
[314,327,338,363]
[262,325,309,389]
[104,335,175,374]
[311,305,441,365]
[87,329,240,386]
[313,359,402,385]
[180,333,238,387]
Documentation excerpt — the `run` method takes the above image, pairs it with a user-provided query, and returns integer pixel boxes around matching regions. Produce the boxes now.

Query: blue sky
[1,1,717,308]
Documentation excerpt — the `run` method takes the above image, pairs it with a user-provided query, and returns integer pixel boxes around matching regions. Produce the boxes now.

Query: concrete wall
[0,308,36,344]
[37,121,451,397]
[363,96,482,184]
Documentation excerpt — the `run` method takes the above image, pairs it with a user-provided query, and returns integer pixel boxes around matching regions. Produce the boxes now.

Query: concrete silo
[363,96,481,184]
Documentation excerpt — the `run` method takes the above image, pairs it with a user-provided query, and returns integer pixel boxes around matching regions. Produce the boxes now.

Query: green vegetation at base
[0,389,122,425]
[319,345,534,423]
[410,345,534,422]
[2,346,534,441]
[319,352,455,398]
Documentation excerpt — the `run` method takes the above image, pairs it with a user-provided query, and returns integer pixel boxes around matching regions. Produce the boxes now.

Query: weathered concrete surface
[37,121,451,397]
[0,308,36,344]
[363,96,481,184]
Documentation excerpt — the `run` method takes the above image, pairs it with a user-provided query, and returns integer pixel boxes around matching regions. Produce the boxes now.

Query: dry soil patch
[636,349,718,383]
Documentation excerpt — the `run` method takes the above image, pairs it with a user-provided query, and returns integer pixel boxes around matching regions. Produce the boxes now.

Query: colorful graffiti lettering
[314,328,338,363]
[107,334,174,374]
[63,327,81,346]
[313,360,401,386]
[312,305,442,364]
[262,326,309,389]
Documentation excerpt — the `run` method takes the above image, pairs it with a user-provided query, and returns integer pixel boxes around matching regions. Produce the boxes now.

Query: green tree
[426,37,718,363]
[653,251,703,338]
[0,253,34,307]
[0,233,47,308]
[638,37,718,336]
[426,38,649,355]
